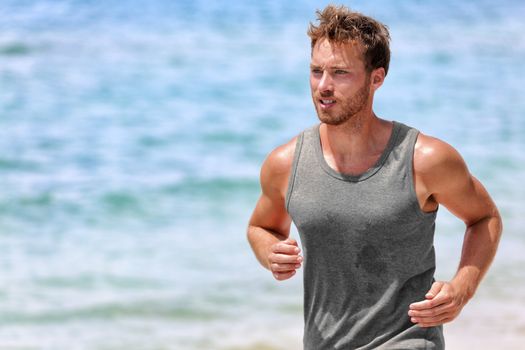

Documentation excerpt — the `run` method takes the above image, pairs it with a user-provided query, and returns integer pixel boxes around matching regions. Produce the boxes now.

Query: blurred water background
[0,0,524,349]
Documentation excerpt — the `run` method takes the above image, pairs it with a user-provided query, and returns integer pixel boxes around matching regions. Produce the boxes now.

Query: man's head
[308,5,391,126]
[308,5,391,76]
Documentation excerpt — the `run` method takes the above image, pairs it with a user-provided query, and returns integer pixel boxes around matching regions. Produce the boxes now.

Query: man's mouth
[319,99,336,107]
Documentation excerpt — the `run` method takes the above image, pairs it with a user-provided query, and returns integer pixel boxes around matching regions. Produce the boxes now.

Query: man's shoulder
[414,132,468,181]
[261,134,300,181]
[261,123,316,178]
[261,124,318,190]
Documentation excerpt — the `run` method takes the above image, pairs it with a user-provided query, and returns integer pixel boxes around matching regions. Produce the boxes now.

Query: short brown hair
[307,5,391,75]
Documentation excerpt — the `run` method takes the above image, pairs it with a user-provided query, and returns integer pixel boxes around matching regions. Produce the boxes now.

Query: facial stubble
[314,76,371,126]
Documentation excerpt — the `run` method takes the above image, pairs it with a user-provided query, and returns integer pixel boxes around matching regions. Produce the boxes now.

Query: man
[247,4,502,350]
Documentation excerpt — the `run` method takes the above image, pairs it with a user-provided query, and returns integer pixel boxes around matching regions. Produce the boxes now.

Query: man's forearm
[451,213,503,299]
[408,211,502,326]
[247,225,288,270]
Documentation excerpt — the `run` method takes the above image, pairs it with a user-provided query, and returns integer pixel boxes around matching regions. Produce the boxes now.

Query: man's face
[310,39,371,125]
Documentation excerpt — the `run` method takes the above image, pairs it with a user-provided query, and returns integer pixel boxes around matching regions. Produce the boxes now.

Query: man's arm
[246,137,303,280]
[408,134,503,328]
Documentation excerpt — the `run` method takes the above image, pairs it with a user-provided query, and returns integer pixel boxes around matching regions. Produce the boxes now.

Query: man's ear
[371,67,386,91]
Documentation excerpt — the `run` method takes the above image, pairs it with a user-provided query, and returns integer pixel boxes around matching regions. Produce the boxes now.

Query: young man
[247,5,502,349]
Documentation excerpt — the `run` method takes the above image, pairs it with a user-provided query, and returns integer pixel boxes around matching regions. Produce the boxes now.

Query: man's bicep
[430,145,496,226]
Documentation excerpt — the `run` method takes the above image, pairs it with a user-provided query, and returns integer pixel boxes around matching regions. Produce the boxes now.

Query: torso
[282,121,444,349]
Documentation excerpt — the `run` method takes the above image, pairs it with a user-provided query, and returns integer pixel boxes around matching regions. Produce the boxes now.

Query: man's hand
[268,238,303,281]
[408,281,469,328]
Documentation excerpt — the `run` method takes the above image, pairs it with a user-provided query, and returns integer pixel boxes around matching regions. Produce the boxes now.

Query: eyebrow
[310,64,351,70]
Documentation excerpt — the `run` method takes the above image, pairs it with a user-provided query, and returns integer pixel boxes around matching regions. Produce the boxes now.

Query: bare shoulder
[260,135,299,198]
[414,132,470,193]
[415,132,465,170]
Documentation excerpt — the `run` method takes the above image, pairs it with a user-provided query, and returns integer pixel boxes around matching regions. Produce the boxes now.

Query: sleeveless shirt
[285,121,445,349]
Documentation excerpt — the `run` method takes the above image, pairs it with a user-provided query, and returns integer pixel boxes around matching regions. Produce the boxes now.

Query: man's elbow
[490,209,503,242]
[465,207,503,244]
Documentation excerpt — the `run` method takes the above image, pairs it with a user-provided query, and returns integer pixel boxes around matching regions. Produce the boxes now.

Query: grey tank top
[285,121,445,350]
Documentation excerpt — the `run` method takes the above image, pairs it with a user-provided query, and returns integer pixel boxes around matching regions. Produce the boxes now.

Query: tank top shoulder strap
[285,129,305,212]
[390,120,419,167]
[391,121,438,218]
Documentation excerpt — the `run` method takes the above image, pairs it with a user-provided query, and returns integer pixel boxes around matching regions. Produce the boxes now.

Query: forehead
[311,38,365,68]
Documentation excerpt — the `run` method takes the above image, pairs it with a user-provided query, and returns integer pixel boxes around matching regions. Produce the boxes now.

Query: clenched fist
[268,238,303,281]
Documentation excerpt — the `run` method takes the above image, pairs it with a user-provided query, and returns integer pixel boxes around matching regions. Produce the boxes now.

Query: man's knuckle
[279,265,291,272]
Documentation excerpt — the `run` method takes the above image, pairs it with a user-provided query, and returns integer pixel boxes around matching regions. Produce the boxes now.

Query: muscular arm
[246,137,303,279]
[409,134,503,327]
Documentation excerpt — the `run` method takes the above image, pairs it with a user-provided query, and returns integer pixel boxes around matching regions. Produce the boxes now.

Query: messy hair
[307,4,391,75]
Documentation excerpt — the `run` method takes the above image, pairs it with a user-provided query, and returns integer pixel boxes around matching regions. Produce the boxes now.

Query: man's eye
[311,69,322,74]
[335,70,348,74]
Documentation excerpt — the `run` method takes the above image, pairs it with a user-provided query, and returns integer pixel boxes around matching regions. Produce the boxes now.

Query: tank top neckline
[314,120,401,182]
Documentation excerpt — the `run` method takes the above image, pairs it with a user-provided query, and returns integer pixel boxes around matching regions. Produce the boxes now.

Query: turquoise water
[1,1,524,349]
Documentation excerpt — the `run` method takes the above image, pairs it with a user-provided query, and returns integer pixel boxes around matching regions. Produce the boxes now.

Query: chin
[317,110,350,126]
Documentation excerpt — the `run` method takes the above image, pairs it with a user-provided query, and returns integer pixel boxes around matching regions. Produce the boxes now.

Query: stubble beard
[314,77,371,126]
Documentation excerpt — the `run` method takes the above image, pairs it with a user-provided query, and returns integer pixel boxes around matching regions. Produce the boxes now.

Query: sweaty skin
[246,38,502,329]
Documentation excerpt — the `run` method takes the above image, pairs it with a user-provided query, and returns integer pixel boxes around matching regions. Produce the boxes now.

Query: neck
[320,111,392,163]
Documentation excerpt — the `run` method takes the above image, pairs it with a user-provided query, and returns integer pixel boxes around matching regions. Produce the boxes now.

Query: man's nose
[318,71,333,94]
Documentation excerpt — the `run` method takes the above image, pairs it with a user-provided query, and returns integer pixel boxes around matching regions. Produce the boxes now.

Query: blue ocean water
[0,0,524,349]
